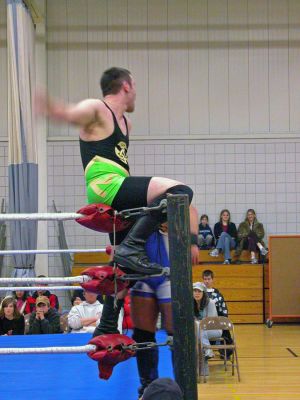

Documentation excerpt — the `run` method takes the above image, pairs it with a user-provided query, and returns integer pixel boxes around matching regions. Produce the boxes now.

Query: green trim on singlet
[85,156,129,205]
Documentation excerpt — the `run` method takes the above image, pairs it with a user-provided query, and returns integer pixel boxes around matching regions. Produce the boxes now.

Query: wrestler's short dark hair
[100,67,132,96]
[202,269,214,279]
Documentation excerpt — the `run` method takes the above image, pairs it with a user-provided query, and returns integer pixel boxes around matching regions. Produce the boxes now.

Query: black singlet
[79,102,129,172]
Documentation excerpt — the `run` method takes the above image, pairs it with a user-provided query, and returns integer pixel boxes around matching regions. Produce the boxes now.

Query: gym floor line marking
[286,348,298,357]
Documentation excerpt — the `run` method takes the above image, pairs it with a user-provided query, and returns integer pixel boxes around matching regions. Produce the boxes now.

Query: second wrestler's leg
[131,295,159,398]
[114,177,194,274]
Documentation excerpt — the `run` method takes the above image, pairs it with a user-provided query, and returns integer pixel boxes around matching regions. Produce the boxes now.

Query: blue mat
[0,330,173,400]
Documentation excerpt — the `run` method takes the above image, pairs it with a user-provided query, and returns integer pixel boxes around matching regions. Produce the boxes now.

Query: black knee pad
[132,328,156,344]
[166,184,193,204]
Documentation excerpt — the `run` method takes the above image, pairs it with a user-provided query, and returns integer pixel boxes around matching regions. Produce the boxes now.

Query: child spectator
[210,209,237,264]
[0,296,25,335]
[236,209,268,264]
[28,296,61,334]
[68,291,104,333]
[198,214,214,249]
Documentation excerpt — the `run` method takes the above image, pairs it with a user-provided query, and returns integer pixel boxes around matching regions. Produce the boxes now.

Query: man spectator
[28,296,61,334]
[202,269,233,358]
[68,291,104,333]
[202,270,228,317]
[26,275,59,313]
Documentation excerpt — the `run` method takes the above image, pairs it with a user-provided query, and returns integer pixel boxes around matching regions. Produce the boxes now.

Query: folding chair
[196,316,241,383]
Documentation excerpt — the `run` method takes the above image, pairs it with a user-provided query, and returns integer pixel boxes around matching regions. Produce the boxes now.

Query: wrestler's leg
[113,177,193,274]
[131,295,159,398]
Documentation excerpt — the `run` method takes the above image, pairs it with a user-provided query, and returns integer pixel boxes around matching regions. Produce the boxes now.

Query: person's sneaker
[250,257,258,264]
[223,259,231,265]
[209,248,219,257]
[260,247,268,256]
[204,349,215,359]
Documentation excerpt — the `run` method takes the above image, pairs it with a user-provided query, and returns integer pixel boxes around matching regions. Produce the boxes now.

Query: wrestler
[130,223,173,399]
[36,67,199,274]
[94,219,197,398]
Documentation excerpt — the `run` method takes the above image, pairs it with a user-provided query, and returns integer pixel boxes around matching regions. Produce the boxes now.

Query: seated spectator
[71,289,85,306]
[193,282,222,355]
[68,291,104,333]
[210,209,237,264]
[71,289,104,307]
[142,378,183,400]
[236,209,268,264]
[0,296,25,335]
[193,282,222,376]
[26,276,60,313]
[202,270,228,317]
[12,290,29,315]
[28,296,61,334]
[202,269,233,358]
[198,214,214,249]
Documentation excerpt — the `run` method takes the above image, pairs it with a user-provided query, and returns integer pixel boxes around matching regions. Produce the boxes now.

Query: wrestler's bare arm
[35,92,106,129]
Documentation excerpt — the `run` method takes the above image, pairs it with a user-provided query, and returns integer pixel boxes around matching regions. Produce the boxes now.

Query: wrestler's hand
[191,245,199,265]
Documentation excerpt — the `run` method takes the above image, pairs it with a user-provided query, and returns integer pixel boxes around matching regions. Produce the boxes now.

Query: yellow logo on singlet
[115,141,128,165]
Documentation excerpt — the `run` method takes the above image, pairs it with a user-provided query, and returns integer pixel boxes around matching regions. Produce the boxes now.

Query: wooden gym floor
[199,324,300,400]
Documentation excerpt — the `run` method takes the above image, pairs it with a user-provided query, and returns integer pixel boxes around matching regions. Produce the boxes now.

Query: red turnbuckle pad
[76,203,132,233]
[88,334,136,380]
[81,266,129,295]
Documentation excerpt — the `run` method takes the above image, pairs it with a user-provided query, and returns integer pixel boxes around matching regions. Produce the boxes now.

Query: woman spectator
[193,282,222,375]
[0,296,25,335]
[198,214,214,249]
[210,209,237,264]
[236,209,268,264]
[12,290,29,315]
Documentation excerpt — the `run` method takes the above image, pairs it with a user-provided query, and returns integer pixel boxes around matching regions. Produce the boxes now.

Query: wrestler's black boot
[114,185,193,275]
[114,211,165,275]
[132,329,159,399]
[93,295,124,337]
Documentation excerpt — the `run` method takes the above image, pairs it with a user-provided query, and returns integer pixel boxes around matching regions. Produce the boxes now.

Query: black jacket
[28,308,61,334]
[214,222,237,241]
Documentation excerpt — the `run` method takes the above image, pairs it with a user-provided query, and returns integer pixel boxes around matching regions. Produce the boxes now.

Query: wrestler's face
[125,76,136,113]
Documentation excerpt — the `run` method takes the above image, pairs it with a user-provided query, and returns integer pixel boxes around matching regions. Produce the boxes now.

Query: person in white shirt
[68,291,104,333]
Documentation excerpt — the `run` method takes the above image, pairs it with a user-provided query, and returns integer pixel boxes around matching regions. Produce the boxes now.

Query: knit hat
[142,378,183,400]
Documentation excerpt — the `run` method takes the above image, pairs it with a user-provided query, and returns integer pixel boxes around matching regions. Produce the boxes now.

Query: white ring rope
[0,344,97,355]
[0,286,83,292]
[0,275,91,285]
[0,248,106,256]
[0,212,84,221]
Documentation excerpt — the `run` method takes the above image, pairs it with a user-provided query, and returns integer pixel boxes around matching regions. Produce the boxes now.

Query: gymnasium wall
[1,1,300,308]
[45,0,300,245]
